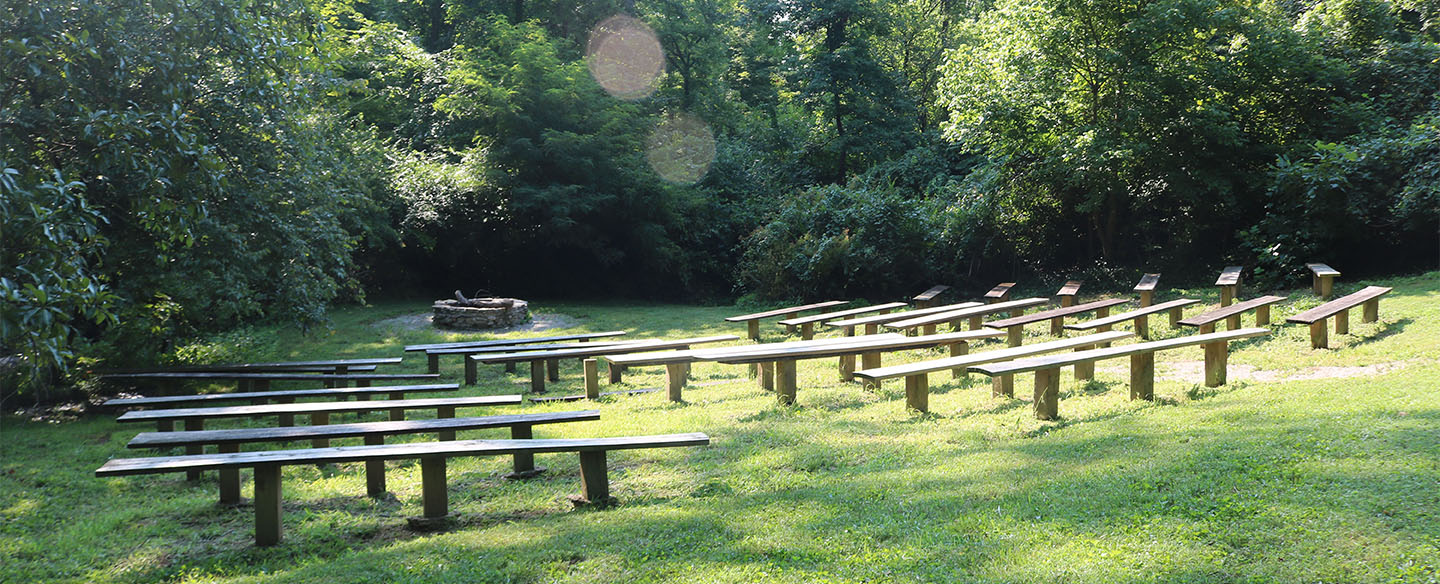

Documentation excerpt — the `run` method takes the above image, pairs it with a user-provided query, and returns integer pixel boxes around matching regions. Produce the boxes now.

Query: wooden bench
[128,410,602,504]
[884,298,1052,334]
[1216,266,1243,306]
[96,432,709,546]
[100,371,442,391]
[1134,273,1161,307]
[1286,285,1391,349]
[473,335,740,392]
[725,300,849,339]
[912,285,951,308]
[102,383,459,409]
[984,298,1132,346]
[984,282,1015,304]
[777,302,908,340]
[1306,263,1341,299]
[970,328,1270,420]
[428,339,640,378]
[406,331,629,373]
[100,357,401,374]
[1065,298,1200,340]
[851,331,1133,412]
[1177,295,1286,333]
[1056,281,1082,307]
[707,330,1006,405]
[605,335,908,401]
[825,302,983,336]
[116,395,523,433]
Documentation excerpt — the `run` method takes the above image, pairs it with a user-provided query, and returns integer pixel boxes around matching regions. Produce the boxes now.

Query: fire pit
[432,291,531,330]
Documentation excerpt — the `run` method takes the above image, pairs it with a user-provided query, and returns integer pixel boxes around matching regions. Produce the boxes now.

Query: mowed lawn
[3,273,1438,583]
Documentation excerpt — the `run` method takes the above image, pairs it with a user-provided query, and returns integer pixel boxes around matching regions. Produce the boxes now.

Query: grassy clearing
[3,273,1438,583]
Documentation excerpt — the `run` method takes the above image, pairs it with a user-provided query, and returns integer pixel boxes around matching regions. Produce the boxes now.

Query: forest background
[2,0,1437,397]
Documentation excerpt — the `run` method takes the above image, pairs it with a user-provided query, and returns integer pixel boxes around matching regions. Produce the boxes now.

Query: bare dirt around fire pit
[371,311,580,333]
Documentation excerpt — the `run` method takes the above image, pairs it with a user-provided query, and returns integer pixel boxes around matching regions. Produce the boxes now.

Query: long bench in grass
[970,328,1270,420]
[707,330,1007,405]
[851,331,1133,413]
[777,302,909,340]
[116,395,523,433]
[102,383,460,409]
[1285,285,1391,349]
[1306,263,1341,299]
[884,298,1052,334]
[128,410,602,504]
[100,371,442,391]
[101,357,401,374]
[1177,295,1286,333]
[726,300,849,340]
[604,335,908,401]
[435,339,643,383]
[1065,298,1201,340]
[96,432,710,546]
[984,298,1133,346]
[912,285,951,308]
[472,335,740,393]
[404,331,629,372]
[825,301,984,335]
[1216,266,1243,306]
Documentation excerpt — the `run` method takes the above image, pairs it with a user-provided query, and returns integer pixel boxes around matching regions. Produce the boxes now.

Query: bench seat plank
[608,334,907,367]
[984,283,1015,301]
[128,410,601,448]
[971,328,1270,376]
[984,298,1132,328]
[854,331,1134,382]
[101,372,440,382]
[707,330,1006,365]
[1056,281,1082,296]
[473,336,739,364]
[103,383,459,408]
[1215,266,1242,286]
[913,285,950,302]
[826,302,983,330]
[1066,299,1200,331]
[99,358,401,374]
[885,298,1051,330]
[115,395,522,423]
[1305,263,1341,278]
[777,302,909,327]
[404,331,628,352]
[1177,295,1286,327]
[724,301,849,322]
[1134,273,1161,292]
[426,340,637,356]
[1286,286,1390,324]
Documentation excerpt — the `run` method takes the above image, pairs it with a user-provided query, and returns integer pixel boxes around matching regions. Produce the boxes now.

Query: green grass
[3,273,1439,583]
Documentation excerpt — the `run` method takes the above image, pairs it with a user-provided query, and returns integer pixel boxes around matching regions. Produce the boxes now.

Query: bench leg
[1336,309,1349,335]
[237,379,253,392]
[905,374,928,413]
[274,396,295,427]
[666,363,686,402]
[421,456,447,519]
[218,443,241,504]
[759,362,774,391]
[253,463,283,547]
[1135,314,1150,340]
[510,424,538,477]
[546,358,560,382]
[1226,314,1241,330]
[530,360,546,394]
[464,357,478,386]
[1006,325,1022,347]
[922,323,937,336]
[968,316,982,330]
[747,320,760,341]
[801,322,815,341]
[1318,276,1334,300]
[865,323,879,335]
[993,374,1014,398]
[950,342,968,379]
[775,360,797,405]
[1074,346,1094,381]
[1199,323,1215,335]
[1220,285,1235,307]
[389,392,405,421]
[1060,296,1074,308]
[505,362,517,374]
[861,351,881,371]
[364,435,386,496]
[1257,305,1272,326]
[1169,307,1181,327]
[843,325,855,337]
[311,412,330,448]
[254,380,271,392]
[427,353,440,374]
[156,419,174,433]
[584,359,600,399]
[1309,321,1329,349]
[839,354,855,382]
[1130,352,1154,401]
[578,450,610,504]
[1362,299,1378,323]
[1203,341,1228,387]
[1140,291,1153,307]
[1033,368,1060,421]
[437,406,456,440]
[783,312,798,334]
[184,419,204,481]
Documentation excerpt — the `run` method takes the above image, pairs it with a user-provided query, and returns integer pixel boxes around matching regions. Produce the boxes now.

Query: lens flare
[587,15,665,100]
[646,113,716,184]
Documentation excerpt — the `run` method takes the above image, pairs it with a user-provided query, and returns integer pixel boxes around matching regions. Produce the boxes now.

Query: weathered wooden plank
[970,328,1269,377]
[115,395,522,423]
[707,330,1005,366]
[1286,286,1391,324]
[127,411,601,448]
[1066,299,1200,331]
[852,331,1133,382]
[984,283,1015,302]
[884,298,1050,330]
[1178,295,1287,327]
[826,302,984,329]
[913,285,950,302]
[777,302,909,327]
[1215,266,1243,286]
[103,384,459,408]
[984,298,1131,329]
[101,372,440,382]
[724,301,849,322]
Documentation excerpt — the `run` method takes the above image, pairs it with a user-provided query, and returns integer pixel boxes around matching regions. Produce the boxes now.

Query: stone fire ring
[432,298,531,330]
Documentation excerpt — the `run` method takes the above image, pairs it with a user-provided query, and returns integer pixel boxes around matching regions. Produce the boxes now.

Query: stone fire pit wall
[432,298,531,330]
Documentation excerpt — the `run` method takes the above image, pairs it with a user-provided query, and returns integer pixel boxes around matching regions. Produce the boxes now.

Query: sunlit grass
[2,272,1437,583]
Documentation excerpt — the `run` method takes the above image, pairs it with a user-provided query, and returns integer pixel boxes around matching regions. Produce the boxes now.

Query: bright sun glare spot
[587,15,665,100]
[646,113,716,184]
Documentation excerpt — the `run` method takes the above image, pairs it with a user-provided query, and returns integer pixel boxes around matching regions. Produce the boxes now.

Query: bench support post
[389,392,405,421]
[1135,314,1150,340]
[437,406,456,440]
[578,450,610,504]
[427,353,440,374]
[864,323,880,335]
[1049,317,1063,336]
[665,363,686,402]
[1140,290,1154,307]
[218,443,241,504]
[364,435,386,496]
[993,374,1014,398]
[800,322,815,341]
[421,455,448,519]
[546,359,560,382]
[1315,275,1334,299]
[608,361,623,384]
[1362,299,1378,323]
[1336,309,1349,335]
[757,362,774,391]
[583,359,600,399]
[310,412,330,448]
[839,354,855,381]
[184,419,204,481]
[747,320,760,341]
[1074,346,1094,381]
[506,362,517,374]
[1309,321,1329,350]
[782,312,798,334]
[968,316,982,330]
[510,424,538,477]
[905,374,928,413]
[1256,305,1272,326]
[1033,368,1060,420]
[1203,341,1228,387]
[861,351,881,371]
[1220,285,1236,307]
[1006,325,1022,347]
[529,360,546,394]
[1169,307,1182,327]
[253,463,283,547]
[465,358,478,386]
[275,396,295,427]
[1226,314,1242,330]
[775,360,797,405]
[1130,352,1155,400]
[950,342,968,379]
